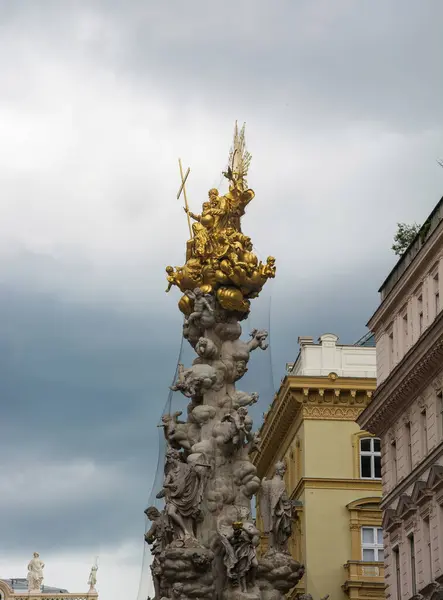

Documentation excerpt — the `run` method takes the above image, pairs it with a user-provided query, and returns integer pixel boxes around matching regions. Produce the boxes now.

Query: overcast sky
[1,1,443,599]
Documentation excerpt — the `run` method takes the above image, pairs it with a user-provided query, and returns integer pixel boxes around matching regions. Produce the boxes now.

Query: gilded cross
[177,158,193,238]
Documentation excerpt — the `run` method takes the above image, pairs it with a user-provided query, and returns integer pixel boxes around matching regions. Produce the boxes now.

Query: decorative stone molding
[291,477,381,499]
[302,405,364,421]
[432,377,443,393]
[358,315,443,434]
[404,515,419,533]
[256,377,375,476]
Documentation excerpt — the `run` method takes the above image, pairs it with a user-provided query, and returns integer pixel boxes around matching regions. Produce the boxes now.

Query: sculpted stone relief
[145,292,304,600]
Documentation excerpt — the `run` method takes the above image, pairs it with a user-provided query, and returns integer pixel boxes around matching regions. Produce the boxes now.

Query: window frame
[391,438,398,484]
[420,408,428,457]
[417,292,424,336]
[422,515,432,582]
[405,421,413,471]
[361,526,384,562]
[393,545,401,600]
[438,389,443,439]
[402,307,409,352]
[388,327,394,369]
[359,437,382,480]
[408,533,417,596]
[433,271,440,315]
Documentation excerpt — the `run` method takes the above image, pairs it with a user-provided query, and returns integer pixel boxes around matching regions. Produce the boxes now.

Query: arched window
[360,437,381,479]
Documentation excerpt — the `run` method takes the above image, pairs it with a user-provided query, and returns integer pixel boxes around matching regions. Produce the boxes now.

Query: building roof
[354,331,376,347]
[1,578,69,593]
[289,333,376,379]
[378,195,443,300]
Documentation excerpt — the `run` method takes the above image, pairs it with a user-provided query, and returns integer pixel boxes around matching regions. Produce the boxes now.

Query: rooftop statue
[87,559,98,592]
[27,552,44,593]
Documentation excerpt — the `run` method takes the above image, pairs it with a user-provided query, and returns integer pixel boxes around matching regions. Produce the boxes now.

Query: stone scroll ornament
[144,123,303,600]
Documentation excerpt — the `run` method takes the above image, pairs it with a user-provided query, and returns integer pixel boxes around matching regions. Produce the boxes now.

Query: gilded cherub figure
[165,266,184,292]
[259,256,276,278]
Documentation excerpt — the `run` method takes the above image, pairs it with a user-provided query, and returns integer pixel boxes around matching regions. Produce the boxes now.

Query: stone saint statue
[219,521,260,592]
[27,552,45,592]
[88,562,98,590]
[145,506,172,599]
[156,448,203,539]
[259,461,293,552]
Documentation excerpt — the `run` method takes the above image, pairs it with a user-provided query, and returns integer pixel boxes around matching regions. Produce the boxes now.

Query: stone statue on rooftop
[88,560,98,591]
[27,552,45,592]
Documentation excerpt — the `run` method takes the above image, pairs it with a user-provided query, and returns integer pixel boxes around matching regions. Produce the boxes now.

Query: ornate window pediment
[411,480,433,506]
[427,464,443,492]
[383,508,402,533]
[396,494,416,520]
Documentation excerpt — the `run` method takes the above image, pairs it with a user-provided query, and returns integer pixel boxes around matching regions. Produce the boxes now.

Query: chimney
[298,336,314,347]
[318,333,339,346]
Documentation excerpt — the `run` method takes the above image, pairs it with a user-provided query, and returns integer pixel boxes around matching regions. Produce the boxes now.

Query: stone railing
[14,594,98,600]
[344,560,385,581]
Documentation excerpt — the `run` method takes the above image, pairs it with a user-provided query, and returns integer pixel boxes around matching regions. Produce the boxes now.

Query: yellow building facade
[253,334,384,600]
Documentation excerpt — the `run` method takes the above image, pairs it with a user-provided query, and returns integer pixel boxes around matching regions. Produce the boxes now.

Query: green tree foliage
[392,222,421,256]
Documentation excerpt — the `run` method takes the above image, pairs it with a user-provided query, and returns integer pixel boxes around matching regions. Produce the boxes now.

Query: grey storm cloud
[2,0,442,132]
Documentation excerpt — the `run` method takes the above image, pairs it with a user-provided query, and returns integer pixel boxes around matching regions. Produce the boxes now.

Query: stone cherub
[248,431,261,455]
[231,390,259,409]
[195,336,218,360]
[27,552,45,592]
[185,287,214,327]
[171,582,187,600]
[158,411,192,452]
[248,328,269,351]
[221,407,254,449]
[171,363,217,398]
[259,460,293,553]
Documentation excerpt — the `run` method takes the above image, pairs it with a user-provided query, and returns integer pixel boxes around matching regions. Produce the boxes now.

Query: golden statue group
[146,124,304,600]
[165,123,276,316]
